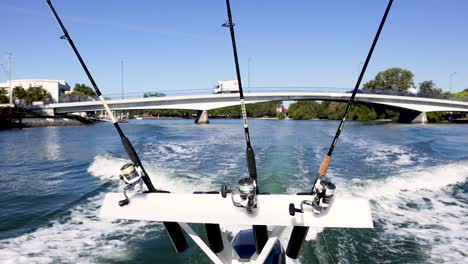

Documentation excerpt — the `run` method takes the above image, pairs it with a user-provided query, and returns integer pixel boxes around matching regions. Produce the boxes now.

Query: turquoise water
[0,119,467,263]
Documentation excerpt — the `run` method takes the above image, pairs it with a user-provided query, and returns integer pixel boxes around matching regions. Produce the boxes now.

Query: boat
[45,0,394,262]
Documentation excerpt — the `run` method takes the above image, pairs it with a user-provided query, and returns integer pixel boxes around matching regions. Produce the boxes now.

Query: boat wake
[333,161,468,263]
[0,155,466,263]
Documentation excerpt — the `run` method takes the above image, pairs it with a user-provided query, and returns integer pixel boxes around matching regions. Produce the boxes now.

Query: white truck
[212,80,239,94]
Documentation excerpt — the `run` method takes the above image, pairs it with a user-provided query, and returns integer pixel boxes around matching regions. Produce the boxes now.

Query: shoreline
[2,115,465,130]
[0,116,98,130]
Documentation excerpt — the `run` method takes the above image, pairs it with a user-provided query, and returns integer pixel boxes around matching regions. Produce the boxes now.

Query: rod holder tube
[205,224,224,253]
[253,225,268,254]
[286,226,309,259]
[164,222,189,252]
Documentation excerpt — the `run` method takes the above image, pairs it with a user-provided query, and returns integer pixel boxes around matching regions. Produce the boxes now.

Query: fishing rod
[286,0,394,259]
[45,0,188,252]
[220,0,269,253]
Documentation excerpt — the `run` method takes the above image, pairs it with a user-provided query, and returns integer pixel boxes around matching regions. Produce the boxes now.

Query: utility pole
[121,60,124,99]
[6,52,13,106]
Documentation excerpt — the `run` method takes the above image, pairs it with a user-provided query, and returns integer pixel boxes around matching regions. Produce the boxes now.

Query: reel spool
[289,179,336,216]
[118,162,144,206]
[221,177,258,214]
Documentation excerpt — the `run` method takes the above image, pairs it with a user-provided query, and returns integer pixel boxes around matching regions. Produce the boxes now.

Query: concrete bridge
[42,92,468,123]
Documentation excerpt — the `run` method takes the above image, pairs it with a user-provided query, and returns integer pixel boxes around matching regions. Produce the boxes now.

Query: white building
[0,79,70,103]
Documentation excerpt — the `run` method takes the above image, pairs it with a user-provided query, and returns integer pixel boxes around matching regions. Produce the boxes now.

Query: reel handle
[289,203,304,216]
[221,185,231,198]
[119,198,129,207]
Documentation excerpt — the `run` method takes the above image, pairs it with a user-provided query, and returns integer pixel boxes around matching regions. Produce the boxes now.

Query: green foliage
[0,88,8,103]
[453,88,468,98]
[65,83,96,97]
[8,85,51,105]
[418,80,442,97]
[145,109,196,117]
[210,101,281,118]
[427,112,447,122]
[442,91,453,98]
[13,86,27,100]
[348,105,376,120]
[289,101,323,120]
[363,68,414,91]
[25,86,52,104]
[276,112,286,120]
[288,101,398,121]
[246,101,281,117]
[209,105,240,117]
[145,101,281,118]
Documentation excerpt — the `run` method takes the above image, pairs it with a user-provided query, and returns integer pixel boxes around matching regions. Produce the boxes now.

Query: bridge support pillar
[398,110,427,124]
[195,110,209,124]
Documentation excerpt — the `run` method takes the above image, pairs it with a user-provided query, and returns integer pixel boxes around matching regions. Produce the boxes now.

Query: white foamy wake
[341,136,427,167]
[89,155,216,193]
[333,161,468,263]
[0,192,153,264]
[142,142,201,161]
[0,155,217,264]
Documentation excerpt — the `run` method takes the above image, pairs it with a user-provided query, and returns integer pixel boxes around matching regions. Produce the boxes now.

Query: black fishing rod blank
[45,0,188,253]
[221,0,268,254]
[319,0,393,181]
[286,0,394,259]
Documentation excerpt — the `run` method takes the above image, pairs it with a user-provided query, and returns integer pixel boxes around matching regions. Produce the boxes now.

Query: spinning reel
[221,177,258,214]
[118,162,144,206]
[289,179,336,216]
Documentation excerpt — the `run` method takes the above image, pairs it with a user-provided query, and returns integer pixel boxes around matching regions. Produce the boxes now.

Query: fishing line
[321,231,336,264]
[45,0,188,253]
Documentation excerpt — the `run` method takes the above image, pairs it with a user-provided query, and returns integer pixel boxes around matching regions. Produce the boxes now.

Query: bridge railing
[361,89,468,102]
[60,95,100,103]
[61,87,351,102]
[53,87,468,103]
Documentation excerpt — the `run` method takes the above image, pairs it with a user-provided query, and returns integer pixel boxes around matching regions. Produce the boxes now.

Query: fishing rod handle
[318,155,331,177]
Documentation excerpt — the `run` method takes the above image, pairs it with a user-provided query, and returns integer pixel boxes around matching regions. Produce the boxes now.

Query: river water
[0,119,466,263]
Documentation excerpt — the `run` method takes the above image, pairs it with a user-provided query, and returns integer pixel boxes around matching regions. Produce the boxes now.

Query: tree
[363,68,415,92]
[210,101,281,118]
[288,100,398,121]
[65,83,96,97]
[288,101,325,120]
[25,86,52,105]
[277,112,286,120]
[246,101,281,117]
[418,80,442,98]
[0,88,8,103]
[13,86,28,100]
[453,88,468,98]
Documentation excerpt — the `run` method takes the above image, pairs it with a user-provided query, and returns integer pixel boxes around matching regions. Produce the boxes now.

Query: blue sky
[1,0,467,96]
